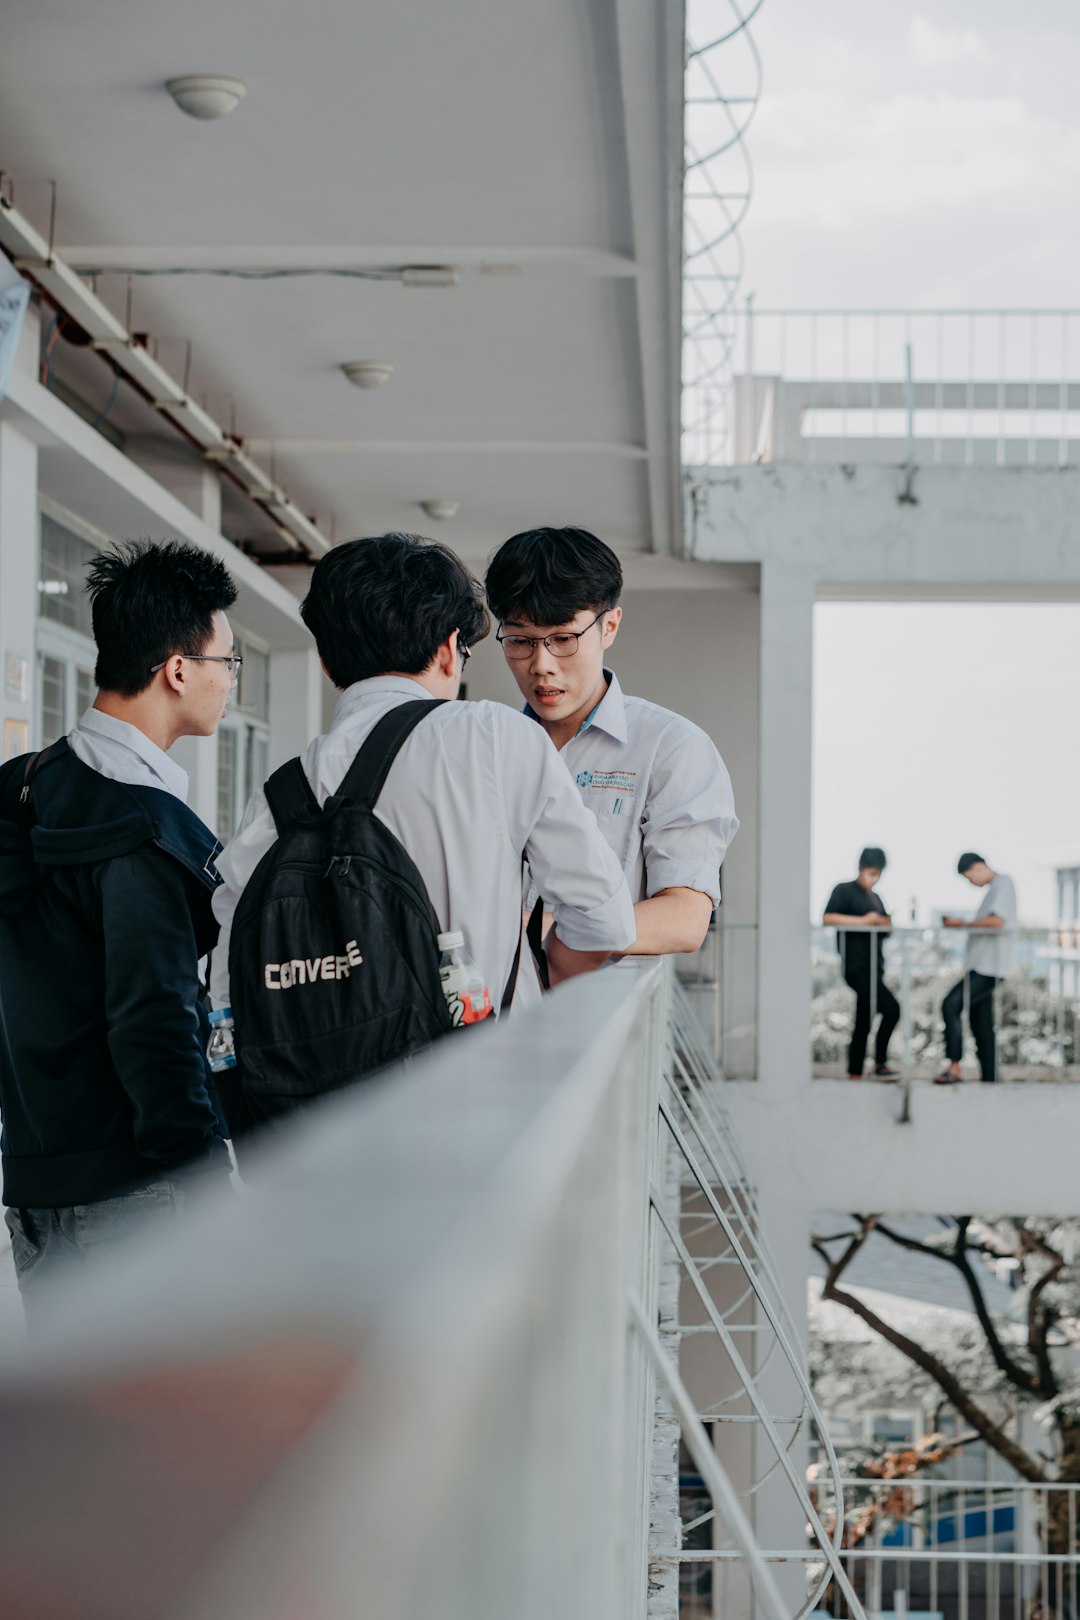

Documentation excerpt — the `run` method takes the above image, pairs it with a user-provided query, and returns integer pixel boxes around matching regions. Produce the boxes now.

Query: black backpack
[228,700,521,1115]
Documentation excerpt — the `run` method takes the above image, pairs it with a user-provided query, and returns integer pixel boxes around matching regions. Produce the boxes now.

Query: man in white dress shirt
[210,534,636,1126]
[0,541,238,1319]
[484,526,739,956]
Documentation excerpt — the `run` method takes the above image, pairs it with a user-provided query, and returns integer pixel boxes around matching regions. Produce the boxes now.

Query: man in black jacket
[0,541,238,1321]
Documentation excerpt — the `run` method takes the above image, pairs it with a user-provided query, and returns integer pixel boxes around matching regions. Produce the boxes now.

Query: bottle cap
[437,930,465,951]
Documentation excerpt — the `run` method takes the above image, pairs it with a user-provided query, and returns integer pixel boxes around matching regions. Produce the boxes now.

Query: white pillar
[0,420,39,756]
[756,559,815,1091]
[269,648,324,770]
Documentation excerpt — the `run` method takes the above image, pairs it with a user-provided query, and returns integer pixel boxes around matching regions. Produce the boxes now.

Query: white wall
[688,461,1080,593]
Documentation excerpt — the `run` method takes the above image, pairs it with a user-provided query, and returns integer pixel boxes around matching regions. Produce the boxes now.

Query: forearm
[545,932,617,986]
[621,889,714,956]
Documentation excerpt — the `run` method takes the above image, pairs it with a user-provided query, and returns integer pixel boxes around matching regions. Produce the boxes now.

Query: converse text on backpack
[265,939,363,989]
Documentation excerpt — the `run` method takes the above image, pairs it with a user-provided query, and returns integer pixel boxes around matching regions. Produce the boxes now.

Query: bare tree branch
[870,1217,1035,1395]
[1020,1229,1064,1401]
[812,1238,1047,1484]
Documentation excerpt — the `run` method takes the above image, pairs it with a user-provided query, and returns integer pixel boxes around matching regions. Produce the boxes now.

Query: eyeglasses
[150,653,244,679]
[460,643,471,665]
[496,610,605,661]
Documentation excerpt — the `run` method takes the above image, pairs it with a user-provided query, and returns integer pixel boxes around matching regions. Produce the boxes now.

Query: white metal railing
[814,1477,1080,1620]
[676,1476,1080,1620]
[658,980,869,1620]
[0,959,862,1620]
[815,926,1080,1119]
[677,916,759,1077]
[716,307,1080,468]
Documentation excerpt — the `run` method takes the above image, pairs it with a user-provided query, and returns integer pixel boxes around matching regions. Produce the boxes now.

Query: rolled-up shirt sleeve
[501,715,636,953]
[640,726,739,906]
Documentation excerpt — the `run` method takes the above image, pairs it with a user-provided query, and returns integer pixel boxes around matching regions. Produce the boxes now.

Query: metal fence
[813,1477,1080,1620]
[715,308,1080,467]
[814,926,1080,1109]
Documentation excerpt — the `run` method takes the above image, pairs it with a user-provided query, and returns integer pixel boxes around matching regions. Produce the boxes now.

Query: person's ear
[601,606,622,649]
[162,655,186,697]
[437,630,460,680]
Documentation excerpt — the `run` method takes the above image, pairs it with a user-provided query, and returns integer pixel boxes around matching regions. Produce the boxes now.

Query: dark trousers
[943,970,999,1081]
[843,964,900,1074]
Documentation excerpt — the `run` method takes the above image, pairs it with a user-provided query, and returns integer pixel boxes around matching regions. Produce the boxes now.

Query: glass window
[246,725,269,799]
[75,664,94,719]
[237,642,269,721]
[39,653,67,746]
[218,728,239,842]
[39,515,96,638]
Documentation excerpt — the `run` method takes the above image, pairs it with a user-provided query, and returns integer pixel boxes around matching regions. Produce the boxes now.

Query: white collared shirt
[530,670,738,905]
[210,676,636,1015]
[69,706,190,803]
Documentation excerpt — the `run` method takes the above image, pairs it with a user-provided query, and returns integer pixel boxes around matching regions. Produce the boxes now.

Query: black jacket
[0,739,230,1206]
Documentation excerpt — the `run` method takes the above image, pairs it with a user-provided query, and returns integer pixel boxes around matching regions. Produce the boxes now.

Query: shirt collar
[75,707,190,801]
[332,674,434,727]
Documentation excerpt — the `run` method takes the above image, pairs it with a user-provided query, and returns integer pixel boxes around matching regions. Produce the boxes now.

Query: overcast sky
[727,5,1080,925]
[741,2,1080,309]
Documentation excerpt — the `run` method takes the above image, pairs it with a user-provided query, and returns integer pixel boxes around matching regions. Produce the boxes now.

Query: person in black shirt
[823,847,900,1080]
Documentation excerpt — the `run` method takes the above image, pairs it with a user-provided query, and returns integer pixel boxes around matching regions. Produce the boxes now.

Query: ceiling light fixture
[166,75,248,121]
[420,499,460,522]
[341,360,394,389]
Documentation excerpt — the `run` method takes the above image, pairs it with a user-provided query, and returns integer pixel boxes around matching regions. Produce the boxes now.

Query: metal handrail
[654,978,869,1619]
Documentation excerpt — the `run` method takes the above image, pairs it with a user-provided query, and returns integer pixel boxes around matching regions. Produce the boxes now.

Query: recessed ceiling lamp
[166,75,248,120]
[341,360,394,389]
[420,499,460,522]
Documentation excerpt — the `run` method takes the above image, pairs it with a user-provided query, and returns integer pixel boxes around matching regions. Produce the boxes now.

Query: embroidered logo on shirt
[575,769,637,792]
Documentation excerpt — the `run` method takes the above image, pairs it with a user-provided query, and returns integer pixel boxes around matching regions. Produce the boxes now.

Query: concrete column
[269,648,324,770]
[756,559,815,1091]
[0,420,39,756]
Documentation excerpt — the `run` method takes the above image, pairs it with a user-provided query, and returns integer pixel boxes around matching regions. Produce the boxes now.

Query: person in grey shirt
[935,853,1017,1084]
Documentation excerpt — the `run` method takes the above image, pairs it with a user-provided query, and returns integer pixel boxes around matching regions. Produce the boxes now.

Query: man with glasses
[210,533,635,1132]
[0,540,238,1323]
[485,527,738,956]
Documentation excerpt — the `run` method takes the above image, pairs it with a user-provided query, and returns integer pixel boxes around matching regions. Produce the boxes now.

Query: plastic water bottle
[207,1006,237,1072]
[437,931,492,1027]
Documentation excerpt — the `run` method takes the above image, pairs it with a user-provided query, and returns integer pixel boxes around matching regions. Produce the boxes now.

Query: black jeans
[943,970,999,1081]
[843,963,900,1074]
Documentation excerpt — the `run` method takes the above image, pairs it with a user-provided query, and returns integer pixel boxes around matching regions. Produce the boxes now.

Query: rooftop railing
[814,926,1080,1118]
[0,959,864,1620]
[694,307,1080,468]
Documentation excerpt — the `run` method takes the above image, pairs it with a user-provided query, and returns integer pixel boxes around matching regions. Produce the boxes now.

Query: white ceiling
[0,0,683,564]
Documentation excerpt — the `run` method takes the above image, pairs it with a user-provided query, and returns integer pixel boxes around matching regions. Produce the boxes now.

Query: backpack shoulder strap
[338,699,446,811]
[17,738,65,818]
[264,757,321,835]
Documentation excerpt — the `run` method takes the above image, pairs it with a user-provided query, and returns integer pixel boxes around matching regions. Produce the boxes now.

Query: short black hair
[859,847,887,870]
[86,540,238,697]
[958,851,985,874]
[484,526,622,627]
[301,533,490,689]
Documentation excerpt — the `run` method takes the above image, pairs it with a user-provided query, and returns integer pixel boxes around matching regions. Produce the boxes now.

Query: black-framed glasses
[150,653,244,679]
[496,610,605,661]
